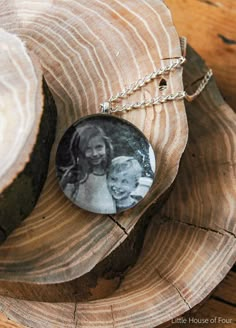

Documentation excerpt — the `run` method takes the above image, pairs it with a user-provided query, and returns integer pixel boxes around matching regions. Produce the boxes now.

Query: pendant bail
[101,101,112,114]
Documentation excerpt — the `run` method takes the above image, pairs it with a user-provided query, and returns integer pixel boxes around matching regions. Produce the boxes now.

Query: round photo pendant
[56,114,156,214]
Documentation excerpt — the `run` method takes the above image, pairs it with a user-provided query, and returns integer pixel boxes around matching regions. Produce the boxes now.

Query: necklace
[55,57,212,214]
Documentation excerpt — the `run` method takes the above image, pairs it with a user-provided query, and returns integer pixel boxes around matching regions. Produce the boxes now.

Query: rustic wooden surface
[0,44,235,328]
[169,267,236,328]
[165,0,236,326]
[0,269,235,328]
[0,0,235,327]
[165,0,236,111]
[0,30,56,239]
[0,0,187,284]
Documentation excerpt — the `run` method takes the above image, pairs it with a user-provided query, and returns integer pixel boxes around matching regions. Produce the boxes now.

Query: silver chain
[101,57,213,114]
[109,56,186,102]
[185,68,213,102]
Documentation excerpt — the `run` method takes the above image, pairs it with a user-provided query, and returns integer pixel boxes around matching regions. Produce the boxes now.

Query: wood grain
[0,0,187,284]
[0,0,235,327]
[0,45,235,328]
[0,29,56,239]
[0,210,152,302]
[0,314,23,328]
[0,29,43,192]
[1,271,235,328]
[170,266,236,328]
[165,0,236,111]
[164,1,236,325]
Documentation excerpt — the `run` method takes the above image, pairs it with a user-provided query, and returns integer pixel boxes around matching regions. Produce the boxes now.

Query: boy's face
[107,169,137,201]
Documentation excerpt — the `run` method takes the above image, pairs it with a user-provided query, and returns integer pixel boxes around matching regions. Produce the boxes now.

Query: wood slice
[0,29,56,240]
[170,265,236,328]
[0,209,152,302]
[0,45,235,328]
[0,0,187,283]
[165,0,236,111]
[0,314,23,328]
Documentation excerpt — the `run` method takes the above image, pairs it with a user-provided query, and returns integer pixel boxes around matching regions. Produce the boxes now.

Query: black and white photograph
[56,114,156,214]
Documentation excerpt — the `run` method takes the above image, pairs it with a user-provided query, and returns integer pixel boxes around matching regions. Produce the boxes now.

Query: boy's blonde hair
[108,156,142,185]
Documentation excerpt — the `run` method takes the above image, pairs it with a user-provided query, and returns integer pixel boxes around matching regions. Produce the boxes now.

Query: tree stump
[0,45,235,328]
[171,265,236,328]
[0,29,56,240]
[0,0,187,285]
[0,0,235,327]
[165,0,236,111]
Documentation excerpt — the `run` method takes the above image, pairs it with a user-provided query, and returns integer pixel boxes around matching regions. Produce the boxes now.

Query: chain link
[185,69,213,102]
[110,91,186,113]
[108,56,186,103]
[100,57,213,114]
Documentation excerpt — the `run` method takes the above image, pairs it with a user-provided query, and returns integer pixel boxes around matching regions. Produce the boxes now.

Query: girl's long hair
[62,124,113,188]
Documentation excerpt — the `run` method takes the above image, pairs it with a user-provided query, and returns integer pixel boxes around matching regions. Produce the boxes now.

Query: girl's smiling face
[107,169,137,201]
[85,136,106,166]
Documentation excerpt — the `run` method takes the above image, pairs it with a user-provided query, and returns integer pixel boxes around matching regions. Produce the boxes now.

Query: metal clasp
[100,101,112,114]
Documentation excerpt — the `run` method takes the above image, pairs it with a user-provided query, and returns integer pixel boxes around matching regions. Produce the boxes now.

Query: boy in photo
[107,156,143,213]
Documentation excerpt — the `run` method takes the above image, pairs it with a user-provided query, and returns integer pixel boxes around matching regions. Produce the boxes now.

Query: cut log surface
[0,211,152,302]
[0,0,188,283]
[0,29,42,192]
[3,269,235,328]
[170,265,236,328]
[0,314,23,328]
[0,29,56,239]
[0,45,235,328]
[165,0,236,111]
[0,1,235,327]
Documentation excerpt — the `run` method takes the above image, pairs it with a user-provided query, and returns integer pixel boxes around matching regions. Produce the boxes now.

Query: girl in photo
[60,124,116,213]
